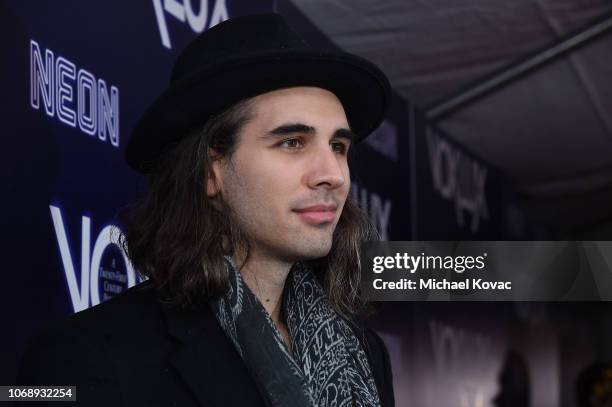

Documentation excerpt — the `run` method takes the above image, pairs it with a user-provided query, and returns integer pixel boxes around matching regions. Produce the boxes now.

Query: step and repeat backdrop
[4,1,606,406]
[3,0,274,386]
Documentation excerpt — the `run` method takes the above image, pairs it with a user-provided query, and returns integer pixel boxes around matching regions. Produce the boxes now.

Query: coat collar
[160,301,265,406]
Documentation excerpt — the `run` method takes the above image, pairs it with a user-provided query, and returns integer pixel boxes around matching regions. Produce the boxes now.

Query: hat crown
[171,13,309,84]
[127,13,390,173]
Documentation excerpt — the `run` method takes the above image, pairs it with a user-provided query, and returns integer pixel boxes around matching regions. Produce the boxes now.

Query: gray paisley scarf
[209,257,381,407]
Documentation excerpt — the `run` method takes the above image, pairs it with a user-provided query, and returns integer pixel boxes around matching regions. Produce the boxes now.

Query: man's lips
[293,204,337,225]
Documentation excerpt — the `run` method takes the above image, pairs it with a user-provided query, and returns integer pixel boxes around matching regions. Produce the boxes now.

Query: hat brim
[126,49,391,173]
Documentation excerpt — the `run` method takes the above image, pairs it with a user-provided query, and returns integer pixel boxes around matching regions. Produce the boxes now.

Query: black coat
[17,281,395,406]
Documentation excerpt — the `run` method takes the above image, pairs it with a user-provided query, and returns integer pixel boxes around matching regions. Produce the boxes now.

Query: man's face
[209,87,353,263]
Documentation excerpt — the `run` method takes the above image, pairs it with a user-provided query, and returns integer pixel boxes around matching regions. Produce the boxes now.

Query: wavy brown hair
[119,98,378,318]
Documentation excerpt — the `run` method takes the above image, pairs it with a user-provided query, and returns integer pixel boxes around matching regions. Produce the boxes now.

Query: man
[18,13,393,407]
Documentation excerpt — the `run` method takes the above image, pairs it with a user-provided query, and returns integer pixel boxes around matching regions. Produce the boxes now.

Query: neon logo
[30,40,120,147]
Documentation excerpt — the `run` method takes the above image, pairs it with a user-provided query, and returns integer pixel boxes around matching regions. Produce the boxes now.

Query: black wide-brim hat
[127,13,391,173]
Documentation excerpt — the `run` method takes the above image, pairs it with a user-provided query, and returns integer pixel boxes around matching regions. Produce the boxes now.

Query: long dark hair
[119,98,378,317]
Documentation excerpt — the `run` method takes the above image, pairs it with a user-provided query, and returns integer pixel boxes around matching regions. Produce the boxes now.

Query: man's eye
[280,138,303,149]
[331,142,348,154]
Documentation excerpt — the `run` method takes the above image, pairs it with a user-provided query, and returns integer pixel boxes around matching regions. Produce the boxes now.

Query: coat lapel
[158,300,387,407]
[161,303,266,407]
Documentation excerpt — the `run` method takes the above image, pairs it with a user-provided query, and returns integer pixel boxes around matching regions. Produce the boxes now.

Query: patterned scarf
[209,257,381,407]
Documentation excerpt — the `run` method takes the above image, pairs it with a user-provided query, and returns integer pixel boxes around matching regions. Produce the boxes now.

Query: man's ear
[206,151,224,197]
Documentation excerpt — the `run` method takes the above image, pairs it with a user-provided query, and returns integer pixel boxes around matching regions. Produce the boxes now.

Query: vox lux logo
[426,127,488,233]
[50,205,140,312]
[153,0,229,49]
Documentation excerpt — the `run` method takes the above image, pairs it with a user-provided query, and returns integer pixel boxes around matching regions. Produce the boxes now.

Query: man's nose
[304,145,347,190]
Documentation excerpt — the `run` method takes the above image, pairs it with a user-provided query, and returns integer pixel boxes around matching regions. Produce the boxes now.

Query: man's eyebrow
[333,128,357,142]
[266,123,315,137]
[265,123,356,142]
